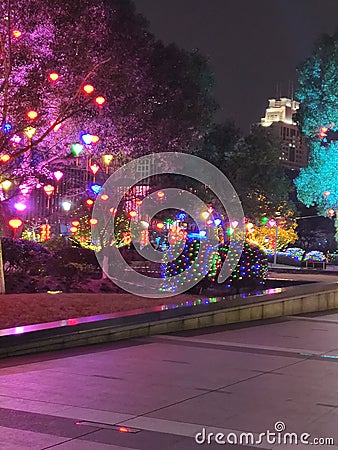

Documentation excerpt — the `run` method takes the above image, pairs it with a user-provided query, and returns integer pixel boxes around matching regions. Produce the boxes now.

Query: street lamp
[62,201,71,212]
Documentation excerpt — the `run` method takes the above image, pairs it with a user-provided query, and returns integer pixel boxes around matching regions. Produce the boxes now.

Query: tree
[295,32,338,230]
[0,0,217,292]
[226,125,295,221]
[297,32,338,140]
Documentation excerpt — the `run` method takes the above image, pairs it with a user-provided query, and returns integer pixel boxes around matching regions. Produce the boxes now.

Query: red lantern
[43,184,55,208]
[90,164,100,176]
[86,199,94,206]
[95,96,106,106]
[83,84,94,94]
[27,110,38,120]
[71,220,80,227]
[49,72,59,82]
[9,218,23,238]
[43,185,55,197]
[69,226,78,234]
[12,30,22,38]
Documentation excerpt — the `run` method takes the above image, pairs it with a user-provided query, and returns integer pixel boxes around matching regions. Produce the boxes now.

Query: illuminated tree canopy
[296,31,338,217]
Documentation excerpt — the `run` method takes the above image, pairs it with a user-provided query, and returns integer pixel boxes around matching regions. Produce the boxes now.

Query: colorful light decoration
[83,84,94,94]
[102,154,113,173]
[26,110,38,120]
[95,95,106,106]
[81,133,94,145]
[214,218,222,227]
[157,191,165,199]
[156,222,165,230]
[91,135,99,144]
[268,219,277,227]
[100,194,109,201]
[129,210,137,218]
[0,154,11,163]
[53,170,64,182]
[90,184,102,195]
[48,72,59,82]
[10,134,22,145]
[71,220,80,227]
[328,209,335,217]
[50,121,62,132]
[69,226,78,234]
[110,207,117,214]
[24,126,36,138]
[1,180,12,190]
[14,202,27,212]
[70,143,84,165]
[12,29,22,38]
[2,123,12,133]
[9,218,23,238]
[135,198,142,206]
[90,163,100,175]
[43,184,55,208]
[89,218,98,225]
[201,211,210,220]
[62,201,71,211]
[86,199,94,206]
[323,191,331,198]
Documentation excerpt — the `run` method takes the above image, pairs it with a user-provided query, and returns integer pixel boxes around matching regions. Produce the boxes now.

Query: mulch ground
[0,290,201,329]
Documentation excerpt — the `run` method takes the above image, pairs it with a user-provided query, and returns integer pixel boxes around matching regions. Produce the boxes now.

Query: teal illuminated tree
[295,31,338,222]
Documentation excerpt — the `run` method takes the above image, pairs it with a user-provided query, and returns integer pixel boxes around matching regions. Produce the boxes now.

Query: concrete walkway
[0,310,337,449]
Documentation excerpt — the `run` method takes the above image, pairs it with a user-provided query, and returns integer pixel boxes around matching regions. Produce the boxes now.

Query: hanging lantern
[12,30,22,39]
[136,198,142,206]
[90,184,102,195]
[9,218,23,238]
[328,209,335,217]
[95,96,106,106]
[129,211,137,218]
[156,222,165,230]
[53,170,64,182]
[83,84,94,94]
[102,154,113,173]
[81,133,93,145]
[10,134,22,145]
[323,191,330,198]
[50,121,61,132]
[157,191,165,199]
[48,72,59,82]
[69,226,78,234]
[91,135,99,144]
[27,110,38,120]
[86,199,94,207]
[71,220,80,227]
[24,126,36,139]
[89,218,98,226]
[90,163,100,182]
[14,202,27,212]
[0,154,11,163]
[1,180,12,191]
[43,184,55,208]
[70,143,84,165]
[2,123,12,133]
[100,194,109,201]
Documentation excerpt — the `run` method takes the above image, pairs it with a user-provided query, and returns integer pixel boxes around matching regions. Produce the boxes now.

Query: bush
[2,237,52,275]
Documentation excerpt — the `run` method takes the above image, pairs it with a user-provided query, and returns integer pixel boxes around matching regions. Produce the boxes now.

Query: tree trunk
[0,236,6,294]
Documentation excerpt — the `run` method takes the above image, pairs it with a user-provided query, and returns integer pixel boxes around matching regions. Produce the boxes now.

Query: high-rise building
[260,97,308,170]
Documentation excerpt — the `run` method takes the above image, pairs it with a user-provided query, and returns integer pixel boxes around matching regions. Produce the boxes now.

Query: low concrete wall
[1,282,338,358]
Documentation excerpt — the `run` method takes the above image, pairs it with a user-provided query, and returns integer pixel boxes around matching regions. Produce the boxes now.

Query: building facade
[260,97,308,170]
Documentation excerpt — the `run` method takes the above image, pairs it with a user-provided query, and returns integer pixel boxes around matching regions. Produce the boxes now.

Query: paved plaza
[0,310,338,449]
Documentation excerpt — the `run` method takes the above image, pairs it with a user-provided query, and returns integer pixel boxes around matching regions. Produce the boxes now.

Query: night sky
[134,0,338,132]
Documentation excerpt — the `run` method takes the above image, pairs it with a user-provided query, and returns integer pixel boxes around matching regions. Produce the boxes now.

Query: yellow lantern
[102,154,113,173]
[24,126,36,139]
[1,180,12,190]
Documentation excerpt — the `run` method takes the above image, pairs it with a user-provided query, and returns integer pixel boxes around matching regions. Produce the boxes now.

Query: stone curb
[1,282,338,358]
